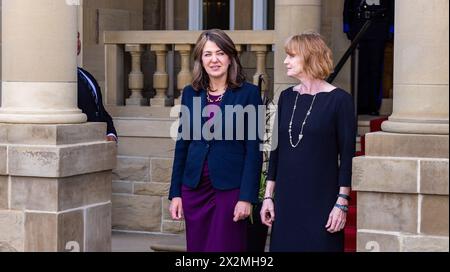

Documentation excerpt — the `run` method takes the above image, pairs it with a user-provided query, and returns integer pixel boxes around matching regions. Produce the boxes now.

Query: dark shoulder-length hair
[192,29,246,91]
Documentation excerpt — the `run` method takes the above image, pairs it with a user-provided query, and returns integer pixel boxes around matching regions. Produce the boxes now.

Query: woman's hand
[260,199,275,227]
[233,201,252,222]
[169,197,183,220]
[325,198,348,233]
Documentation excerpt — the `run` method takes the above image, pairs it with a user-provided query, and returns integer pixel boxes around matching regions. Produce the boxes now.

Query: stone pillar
[274,0,322,100]
[381,1,449,135]
[151,44,169,107]
[0,0,115,252]
[235,44,242,57]
[174,44,192,105]
[354,0,449,252]
[0,0,2,107]
[0,0,86,124]
[250,45,270,95]
[125,44,148,106]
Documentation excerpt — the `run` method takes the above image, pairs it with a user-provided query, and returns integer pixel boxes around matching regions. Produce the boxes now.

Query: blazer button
[206,143,210,148]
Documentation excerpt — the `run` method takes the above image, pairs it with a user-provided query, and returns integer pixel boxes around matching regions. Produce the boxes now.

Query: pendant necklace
[289,92,317,148]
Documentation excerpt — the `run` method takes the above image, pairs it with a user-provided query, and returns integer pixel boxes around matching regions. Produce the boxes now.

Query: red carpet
[344,116,388,252]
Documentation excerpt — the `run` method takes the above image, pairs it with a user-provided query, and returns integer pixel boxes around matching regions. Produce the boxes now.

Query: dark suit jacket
[169,82,263,203]
[343,0,394,41]
[77,67,117,136]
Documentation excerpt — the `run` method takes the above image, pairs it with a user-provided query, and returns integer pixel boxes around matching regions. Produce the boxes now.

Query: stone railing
[104,30,275,109]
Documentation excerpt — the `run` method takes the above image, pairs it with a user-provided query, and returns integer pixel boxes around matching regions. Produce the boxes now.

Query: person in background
[343,0,394,115]
[77,32,117,141]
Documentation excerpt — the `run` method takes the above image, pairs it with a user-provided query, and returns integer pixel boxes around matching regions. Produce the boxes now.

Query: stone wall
[80,0,144,95]
[354,132,449,252]
[111,118,183,234]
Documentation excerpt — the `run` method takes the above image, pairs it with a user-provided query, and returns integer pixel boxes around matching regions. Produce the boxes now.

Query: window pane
[203,0,230,30]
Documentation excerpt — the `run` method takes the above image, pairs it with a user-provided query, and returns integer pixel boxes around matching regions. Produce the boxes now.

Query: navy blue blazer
[77,67,117,136]
[169,82,263,203]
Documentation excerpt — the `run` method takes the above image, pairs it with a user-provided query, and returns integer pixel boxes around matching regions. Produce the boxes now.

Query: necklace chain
[207,86,226,103]
[289,93,317,148]
[207,92,225,103]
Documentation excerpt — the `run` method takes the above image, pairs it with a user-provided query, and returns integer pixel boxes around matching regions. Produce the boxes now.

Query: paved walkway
[112,231,186,252]
[112,231,270,252]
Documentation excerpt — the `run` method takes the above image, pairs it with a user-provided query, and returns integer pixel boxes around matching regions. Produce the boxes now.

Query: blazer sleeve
[266,90,283,182]
[100,101,117,136]
[169,87,192,200]
[336,92,356,187]
[239,86,264,203]
[79,67,118,137]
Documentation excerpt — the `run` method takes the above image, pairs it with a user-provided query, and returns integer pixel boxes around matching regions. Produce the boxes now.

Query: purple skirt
[182,164,247,252]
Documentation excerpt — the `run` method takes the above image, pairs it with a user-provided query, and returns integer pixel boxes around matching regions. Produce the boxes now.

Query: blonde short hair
[284,31,334,80]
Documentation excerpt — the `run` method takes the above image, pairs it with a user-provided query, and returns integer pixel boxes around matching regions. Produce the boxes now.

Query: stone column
[174,44,192,105]
[0,0,115,252]
[250,45,270,96]
[354,0,449,252]
[0,0,85,124]
[151,44,169,107]
[381,1,449,135]
[125,44,148,106]
[274,0,322,100]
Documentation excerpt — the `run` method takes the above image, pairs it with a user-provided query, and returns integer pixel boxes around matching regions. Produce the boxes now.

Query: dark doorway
[203,0,230,30]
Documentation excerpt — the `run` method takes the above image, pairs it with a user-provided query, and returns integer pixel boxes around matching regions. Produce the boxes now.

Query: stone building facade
[0,0,448,252]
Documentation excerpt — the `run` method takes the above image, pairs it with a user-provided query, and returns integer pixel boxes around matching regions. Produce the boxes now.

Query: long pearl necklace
[289,92,317,148]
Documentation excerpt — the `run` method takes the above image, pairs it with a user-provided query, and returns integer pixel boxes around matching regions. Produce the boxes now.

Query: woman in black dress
[260,32,356,252]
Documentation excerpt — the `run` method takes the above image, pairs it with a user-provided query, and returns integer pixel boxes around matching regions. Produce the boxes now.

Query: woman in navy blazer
[169,29,263,252]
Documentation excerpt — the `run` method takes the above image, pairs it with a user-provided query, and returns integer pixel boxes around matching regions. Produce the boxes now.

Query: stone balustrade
[104,30,275,108]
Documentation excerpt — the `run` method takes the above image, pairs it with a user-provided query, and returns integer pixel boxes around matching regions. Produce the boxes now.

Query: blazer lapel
[200,89,208,128]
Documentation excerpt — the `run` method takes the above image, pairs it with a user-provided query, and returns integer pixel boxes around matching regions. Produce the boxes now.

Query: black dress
[267,87,356,252]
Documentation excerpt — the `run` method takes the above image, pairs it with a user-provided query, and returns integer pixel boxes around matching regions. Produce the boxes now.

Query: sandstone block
[0,211,24,252]
[420,195,449,236]
[151,158,173,183]
[357,231,401,252]
[357,192,418,233]
[8,142,116,178]
[0,176,8,209]
[85,203,112,252]
[112,156,150,182]
[11,171,111,212]
[0,123,105,145]
[112,181,133,194]
[117,137,175,157]
[420,160,449,195]
[0,145,6,175]
[365,132,449,158]
[24,212,58,252]
[353,157,418,193]
[402,235,449,252]
[134,182,170,197]
[112,194,161,232]
[57,210,84,252]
